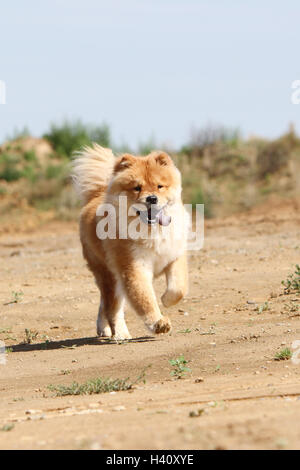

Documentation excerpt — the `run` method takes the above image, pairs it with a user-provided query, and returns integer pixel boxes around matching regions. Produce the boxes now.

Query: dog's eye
[133,185,142,192]
[158,184,163,189]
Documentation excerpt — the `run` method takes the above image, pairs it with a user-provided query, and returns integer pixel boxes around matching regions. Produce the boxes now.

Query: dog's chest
[132,204,189,275]
[144,236,184,275]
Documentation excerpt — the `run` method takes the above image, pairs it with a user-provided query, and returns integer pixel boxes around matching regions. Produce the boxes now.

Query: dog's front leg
[161,254,188,307]
[119,262,171,334]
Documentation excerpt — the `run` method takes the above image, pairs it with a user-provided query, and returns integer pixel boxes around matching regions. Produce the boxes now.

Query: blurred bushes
[256,128,300,178]
[0,121,300,224]
[0,154,23,181]
[43,120,110,158]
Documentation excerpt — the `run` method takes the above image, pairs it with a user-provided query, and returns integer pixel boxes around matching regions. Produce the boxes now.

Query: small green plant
[11,291,23,303]
[256,301,269,314]
[177,328,192,334]
[48,367,150,397]
[282,265,300,293]
[0,328,12,334]
[169,355,191,379]
[274,348,292,361]
[24,329,39,344]
[1,424,14,432]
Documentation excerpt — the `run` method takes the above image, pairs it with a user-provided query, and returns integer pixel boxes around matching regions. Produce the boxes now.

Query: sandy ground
[0,202,300,450]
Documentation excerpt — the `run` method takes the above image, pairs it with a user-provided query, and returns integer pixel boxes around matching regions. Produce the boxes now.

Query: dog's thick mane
[72,144,115,204]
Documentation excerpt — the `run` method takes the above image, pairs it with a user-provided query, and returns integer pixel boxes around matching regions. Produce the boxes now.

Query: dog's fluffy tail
[72,144,115,204]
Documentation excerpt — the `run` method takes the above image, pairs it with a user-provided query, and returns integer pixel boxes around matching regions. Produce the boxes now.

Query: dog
[72,144,189,339]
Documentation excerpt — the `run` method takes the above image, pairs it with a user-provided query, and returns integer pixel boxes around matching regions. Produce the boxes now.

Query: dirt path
[0,205,300,450]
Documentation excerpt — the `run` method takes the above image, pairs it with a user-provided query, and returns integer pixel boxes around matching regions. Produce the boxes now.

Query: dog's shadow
[8,336,155,353]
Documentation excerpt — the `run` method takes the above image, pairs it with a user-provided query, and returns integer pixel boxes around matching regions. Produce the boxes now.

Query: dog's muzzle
[134,205,171,226]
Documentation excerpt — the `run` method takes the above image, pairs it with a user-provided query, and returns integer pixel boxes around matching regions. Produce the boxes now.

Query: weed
[48,366,150,397]
[12,291,23,303]
[24,329,39,344]
[274,348,292,361]
[0,424,14,432]
[0,328,12,334]
[282,265,300,293]
[4,291,24,305]
[169,355,191,379]
[256,301,270,314]
[177,329,192,334]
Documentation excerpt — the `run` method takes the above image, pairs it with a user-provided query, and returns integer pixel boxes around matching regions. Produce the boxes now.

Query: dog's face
[108,151,182,225]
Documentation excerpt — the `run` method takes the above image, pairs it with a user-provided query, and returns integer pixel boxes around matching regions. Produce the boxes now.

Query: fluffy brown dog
[72,145,189,339]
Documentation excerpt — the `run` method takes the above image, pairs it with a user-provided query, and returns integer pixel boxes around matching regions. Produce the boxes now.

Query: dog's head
[108,151,181,225]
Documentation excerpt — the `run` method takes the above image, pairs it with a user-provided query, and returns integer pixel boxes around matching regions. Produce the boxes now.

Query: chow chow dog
[72,145,189,339]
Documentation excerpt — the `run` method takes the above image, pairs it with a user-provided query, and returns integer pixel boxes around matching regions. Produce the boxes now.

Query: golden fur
[72,145,189,339]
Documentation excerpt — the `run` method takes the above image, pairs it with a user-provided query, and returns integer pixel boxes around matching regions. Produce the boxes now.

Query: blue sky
[0,0,299,149]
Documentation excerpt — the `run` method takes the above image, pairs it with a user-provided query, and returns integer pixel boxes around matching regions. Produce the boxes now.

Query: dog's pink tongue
[158,212,171,226]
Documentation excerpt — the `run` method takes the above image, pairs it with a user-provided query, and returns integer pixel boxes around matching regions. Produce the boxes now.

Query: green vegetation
[0,424,14,432]
[5,291,24,304]
[0,154,23,181]
[274,348,292,361]
[256,301,270,314]
[43,120,110,158]
[0,121,300,224]
[48,367,149,396]
[282,265,300,293]
[169,355,191,379]
[24,329,39,344]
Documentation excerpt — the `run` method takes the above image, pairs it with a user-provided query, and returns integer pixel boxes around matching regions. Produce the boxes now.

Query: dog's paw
[161,289,184,308]
[97,316,112,337]
[112,320,132,341]
[97,325,112,337]
[112,332,132,341]
[112,328,132,341]
[148,317,172,335]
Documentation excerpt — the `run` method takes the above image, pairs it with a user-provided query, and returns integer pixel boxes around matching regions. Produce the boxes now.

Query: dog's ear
[154,152,173,167]
[114,154,135,172]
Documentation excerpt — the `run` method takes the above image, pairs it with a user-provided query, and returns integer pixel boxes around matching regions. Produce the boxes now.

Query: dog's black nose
[146,195,158,205]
